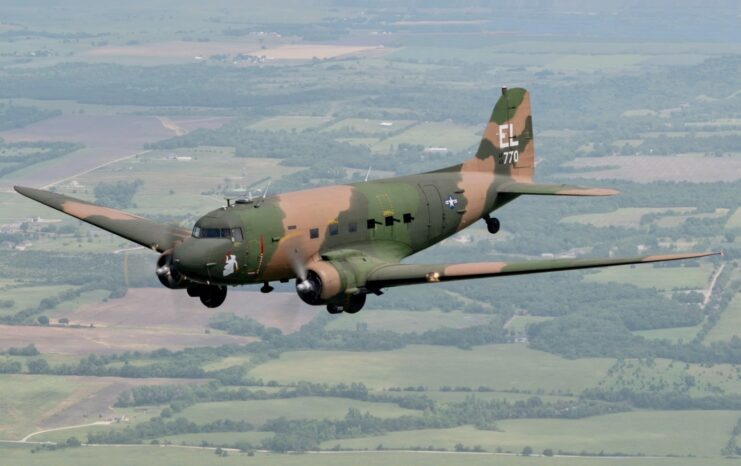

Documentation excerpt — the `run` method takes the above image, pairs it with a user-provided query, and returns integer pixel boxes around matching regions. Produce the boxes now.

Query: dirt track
[70,288,319,335]
[38,376,203,431]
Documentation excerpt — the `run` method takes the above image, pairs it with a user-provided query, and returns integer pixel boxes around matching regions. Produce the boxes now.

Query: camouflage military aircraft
[15,88,717,313]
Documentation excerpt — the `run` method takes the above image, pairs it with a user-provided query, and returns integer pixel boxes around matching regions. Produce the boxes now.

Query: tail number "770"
[500,150,519,165]
[498,123,519,164]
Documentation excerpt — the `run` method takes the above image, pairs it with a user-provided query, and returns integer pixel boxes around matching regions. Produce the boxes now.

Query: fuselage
[174,168,519,286]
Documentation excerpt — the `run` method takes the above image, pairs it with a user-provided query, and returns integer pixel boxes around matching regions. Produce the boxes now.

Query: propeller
[283,237,322,304]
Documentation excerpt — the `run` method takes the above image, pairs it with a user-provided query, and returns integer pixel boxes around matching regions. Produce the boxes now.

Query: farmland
[178,397,418,426]
[2,446,737,466]
[584,263,715,291]
[325,411,739,457]
[0,1,738,464]
[248,345,614,393]
[561,155,741,183]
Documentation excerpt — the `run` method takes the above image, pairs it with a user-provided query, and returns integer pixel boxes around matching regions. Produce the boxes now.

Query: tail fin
[464,87,534,182]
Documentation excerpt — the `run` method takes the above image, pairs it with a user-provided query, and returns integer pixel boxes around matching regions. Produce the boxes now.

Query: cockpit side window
[192,226,244,241]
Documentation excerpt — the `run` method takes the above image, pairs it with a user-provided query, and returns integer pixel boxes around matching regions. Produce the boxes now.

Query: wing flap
[15,186,190,253]
[499,182,618,196]
[365,252,719,289]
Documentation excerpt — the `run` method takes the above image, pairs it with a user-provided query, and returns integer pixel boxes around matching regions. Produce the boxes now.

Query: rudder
[467,87,534,182]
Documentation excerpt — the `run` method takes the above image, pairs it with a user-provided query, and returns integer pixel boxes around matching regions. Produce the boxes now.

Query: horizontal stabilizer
[499,182,618,196]
[14,186,190,253]
[365,252,719,289]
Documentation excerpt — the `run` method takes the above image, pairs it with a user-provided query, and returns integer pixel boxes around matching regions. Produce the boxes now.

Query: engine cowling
[155,250,190,289]
[295,261,344,305]
[295,261,366,313]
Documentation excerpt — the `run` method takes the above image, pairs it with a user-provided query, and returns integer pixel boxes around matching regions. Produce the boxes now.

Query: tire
[186,285,202,297]
[486,217,500,234]
[199,286,227,308]
[326,304,343,314]
[343,294,366,314]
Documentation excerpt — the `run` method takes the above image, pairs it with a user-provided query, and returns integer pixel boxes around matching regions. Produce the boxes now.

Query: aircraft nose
[173,238,233,281]
[173,238,207,278]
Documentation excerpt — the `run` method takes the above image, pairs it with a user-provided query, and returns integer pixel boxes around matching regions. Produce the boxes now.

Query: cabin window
[309,228,319,239]
[367,219,376,230]
[287,225,297,230]
[328,223,339,236]
[403,213,414,224]
[348,221,357,233]
[231,228,244,241]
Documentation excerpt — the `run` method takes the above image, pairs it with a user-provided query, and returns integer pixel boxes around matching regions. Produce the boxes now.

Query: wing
[15,186,190,253]
[498,181,619,196]
[364,252,719,289]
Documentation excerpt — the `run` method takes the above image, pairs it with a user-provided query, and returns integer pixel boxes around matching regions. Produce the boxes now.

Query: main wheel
[326,294,366,315]
[326,304,343,314]
[199,286,227,308]
[486,216,500,234]
[343,293,366,314]
[186,285,202,297]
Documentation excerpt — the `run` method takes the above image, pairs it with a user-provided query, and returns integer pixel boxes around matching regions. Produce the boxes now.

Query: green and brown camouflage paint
[14,88,717,308]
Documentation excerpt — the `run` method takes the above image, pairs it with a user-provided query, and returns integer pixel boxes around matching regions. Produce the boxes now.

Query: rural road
[20,421,112,442]
[702,263,725,308]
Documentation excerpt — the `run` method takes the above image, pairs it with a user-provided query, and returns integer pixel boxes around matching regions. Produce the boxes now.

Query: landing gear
[326,304,343,314]
[260,282,274,294]
[484,214,500,234]
[325,293,366,315]
[187,284,227,308]
[200,286,227,308]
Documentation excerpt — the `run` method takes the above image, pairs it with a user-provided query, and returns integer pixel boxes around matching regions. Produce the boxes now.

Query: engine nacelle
[295,261,366,313]
[295,261,345,305]
[155,250,190,289]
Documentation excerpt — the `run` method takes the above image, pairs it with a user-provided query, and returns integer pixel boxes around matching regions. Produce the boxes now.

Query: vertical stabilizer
[465,87,534,182]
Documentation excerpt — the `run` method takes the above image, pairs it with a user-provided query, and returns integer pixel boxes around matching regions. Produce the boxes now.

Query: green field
[2,445,737,466]
[51,290,110,317]
[324,410,739,457]
[0,285,77,318]
[705,295,741,342]
[200,356,254,371]
[178,397,418,427]
[727,208,741,230]
[323,118,414,135]
[421,390,574,404]
[0,375,102,439]
[371,122,480,153]
[597,358,741,397]
[27,234,127,254]
[584,263,713,290]
[336,137,381,147]
[249,116,332,132]
[0,2,738,464]
[388,46,652,72]
[249,345,613,393]
[560,208,694,229]
[30,406,164,443]
[160,431,273,446]
[634,323,703,343]
[56,150,301,218]
[325,310,494,333]
[653,209,729,228]
[505,316,553,335]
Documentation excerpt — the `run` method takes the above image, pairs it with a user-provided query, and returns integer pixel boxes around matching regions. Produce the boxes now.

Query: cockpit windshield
[192,226,244,241]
